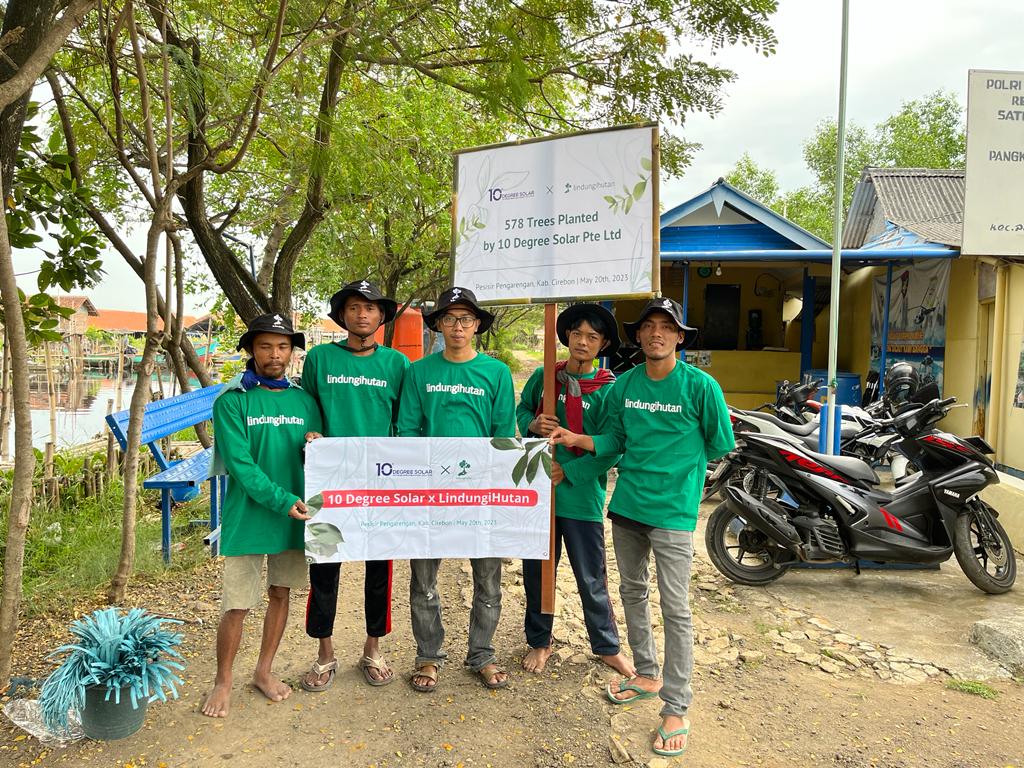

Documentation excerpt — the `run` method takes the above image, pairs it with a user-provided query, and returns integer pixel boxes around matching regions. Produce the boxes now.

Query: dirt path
[3,495,1023,767]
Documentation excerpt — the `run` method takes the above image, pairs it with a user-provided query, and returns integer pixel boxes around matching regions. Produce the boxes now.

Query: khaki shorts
[221,549,308,612]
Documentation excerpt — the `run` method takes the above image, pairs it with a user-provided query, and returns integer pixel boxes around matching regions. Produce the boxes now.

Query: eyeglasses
[439,315,477,328]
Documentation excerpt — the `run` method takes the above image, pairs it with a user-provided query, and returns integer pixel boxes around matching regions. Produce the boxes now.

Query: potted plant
[39,607,185,740]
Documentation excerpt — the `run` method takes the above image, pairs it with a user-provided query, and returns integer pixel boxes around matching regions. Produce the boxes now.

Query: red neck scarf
[535,360,615,454]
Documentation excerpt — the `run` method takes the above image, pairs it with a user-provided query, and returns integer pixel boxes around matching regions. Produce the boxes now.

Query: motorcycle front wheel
[953,503,1017,594]
[705,502,790,586]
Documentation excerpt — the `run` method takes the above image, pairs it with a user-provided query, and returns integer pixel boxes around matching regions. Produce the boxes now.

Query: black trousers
[523,516,620,656]
[305,560,393,639]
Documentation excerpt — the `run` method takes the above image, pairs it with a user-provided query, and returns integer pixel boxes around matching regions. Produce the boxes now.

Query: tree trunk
[0,198,38,690]
[0,325,11,461]
[107,219,165,604]
[0,0,60,196]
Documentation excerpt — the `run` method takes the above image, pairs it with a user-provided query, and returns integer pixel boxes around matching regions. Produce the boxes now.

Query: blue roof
[660,179,830,253]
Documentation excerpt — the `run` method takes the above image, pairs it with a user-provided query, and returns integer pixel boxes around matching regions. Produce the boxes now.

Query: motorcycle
[704,396,1017,595]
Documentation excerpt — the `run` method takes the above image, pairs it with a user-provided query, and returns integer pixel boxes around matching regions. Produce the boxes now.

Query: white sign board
[303,437,552,561]
[452,125,658,303]
[963,69,1024,256]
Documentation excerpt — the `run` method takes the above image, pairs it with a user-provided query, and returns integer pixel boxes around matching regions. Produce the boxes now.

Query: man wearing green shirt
[517,303,632,678]
[551,297,734,758]
[202,313,323,718]
[299,279,408,691]
[397,286,516,692]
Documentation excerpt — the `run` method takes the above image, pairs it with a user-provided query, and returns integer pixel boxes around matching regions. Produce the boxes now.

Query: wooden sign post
[451,123,660,615]
[541,303,557,613]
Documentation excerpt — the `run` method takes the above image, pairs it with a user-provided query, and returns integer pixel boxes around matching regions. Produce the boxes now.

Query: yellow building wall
[941,259,980,436]
[995,264,1024,470]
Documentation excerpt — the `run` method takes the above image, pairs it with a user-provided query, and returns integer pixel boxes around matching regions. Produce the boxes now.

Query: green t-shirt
[397,351,516,438]
[593,360,734,531]
[516,365,620,522]
[301,343,408,437]
[213,386,323,556]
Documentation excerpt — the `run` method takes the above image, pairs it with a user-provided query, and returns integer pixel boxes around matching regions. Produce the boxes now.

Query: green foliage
[725,90,966,242]
[945,679,998,700]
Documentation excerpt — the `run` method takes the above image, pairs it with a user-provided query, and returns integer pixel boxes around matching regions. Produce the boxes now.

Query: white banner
[963,69,1024,256]
[452,125,658,303]
[303,437,552,562]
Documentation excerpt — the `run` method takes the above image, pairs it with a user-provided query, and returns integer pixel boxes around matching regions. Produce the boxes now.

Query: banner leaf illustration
[641,157,652,171]
[539,450,552,479]
[308,521,344,546]
[512,452,530,486]
[490,437,522,451]
[305,493,324,514]
[526,450,542,483]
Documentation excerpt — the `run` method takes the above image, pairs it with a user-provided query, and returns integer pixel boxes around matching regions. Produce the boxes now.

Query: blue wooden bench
[106,384,225,563]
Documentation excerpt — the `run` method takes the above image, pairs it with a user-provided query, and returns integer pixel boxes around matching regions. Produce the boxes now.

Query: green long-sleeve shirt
[300,342,408,437]
[592,360,734,531]
[516,365,620,522]
[397,351,515,438]
[213,386,323,556]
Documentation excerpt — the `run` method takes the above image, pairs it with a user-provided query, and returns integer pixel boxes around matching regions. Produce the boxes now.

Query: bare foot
[252,672,292,702]
[201,682,231,718]
[522,646,553,673]
[607,675,661,703]
[599,652,636,678]
[653,715,690,755]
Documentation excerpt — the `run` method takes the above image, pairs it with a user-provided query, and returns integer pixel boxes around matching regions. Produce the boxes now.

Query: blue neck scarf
[240,358,291,391]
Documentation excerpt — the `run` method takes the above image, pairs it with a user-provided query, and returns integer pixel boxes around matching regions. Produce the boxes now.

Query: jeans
[611,521,695,718]
[523,516,619,655]
[410,557,502,671]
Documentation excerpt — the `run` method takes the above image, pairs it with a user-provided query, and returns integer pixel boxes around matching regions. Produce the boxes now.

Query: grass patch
[945,679,998,700]
[754,620,788,635]
[821,648,841,662]
[2,479,210,617]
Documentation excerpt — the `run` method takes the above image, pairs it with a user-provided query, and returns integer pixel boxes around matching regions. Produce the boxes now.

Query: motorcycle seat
[736,410,818,436]
[802,448,880,484]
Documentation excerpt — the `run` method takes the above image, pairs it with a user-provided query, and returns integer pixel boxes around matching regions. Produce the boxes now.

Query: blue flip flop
[605,678,658,704]
[652,723,690,757]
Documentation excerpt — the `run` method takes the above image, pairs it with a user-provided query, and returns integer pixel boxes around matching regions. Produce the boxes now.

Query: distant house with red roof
[56,296,99,335]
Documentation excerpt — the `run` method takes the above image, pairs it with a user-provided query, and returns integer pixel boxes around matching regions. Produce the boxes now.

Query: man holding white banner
[551,297,734,758]
[299,279,407,691]
[397,286,516,692]
[516,303,632,678]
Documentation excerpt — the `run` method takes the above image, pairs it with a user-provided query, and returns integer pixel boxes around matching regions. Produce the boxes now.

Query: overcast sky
[17,0,1024,314]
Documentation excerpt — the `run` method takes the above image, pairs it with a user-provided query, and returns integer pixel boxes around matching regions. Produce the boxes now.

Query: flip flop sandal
[652,722,690,757]
[359,654,395,687]
[606,678,659,704]
[410,663,438,693]
[478,666,509,690]
[300,658,337,692]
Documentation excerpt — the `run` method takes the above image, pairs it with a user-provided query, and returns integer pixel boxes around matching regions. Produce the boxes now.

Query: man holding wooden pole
[551,297,734,758]
[517,303,632,677]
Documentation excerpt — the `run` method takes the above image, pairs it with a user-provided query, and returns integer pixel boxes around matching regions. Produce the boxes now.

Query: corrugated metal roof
[661,222,802,253]
[843,168,964,248]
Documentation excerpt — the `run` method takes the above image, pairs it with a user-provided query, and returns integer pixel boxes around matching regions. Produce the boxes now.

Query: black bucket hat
[237,312,305,352]
[328,279,398,330]
[623,297,698,351]
[423,286,495,334]
[556,303,621,356]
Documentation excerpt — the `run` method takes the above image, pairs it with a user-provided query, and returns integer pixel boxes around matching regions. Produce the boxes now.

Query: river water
[8,372,186,452]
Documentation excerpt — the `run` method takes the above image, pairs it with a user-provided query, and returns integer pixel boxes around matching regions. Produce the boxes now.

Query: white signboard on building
[303,437,552,562]
[963,69,1024,256]
[452,124,659,303]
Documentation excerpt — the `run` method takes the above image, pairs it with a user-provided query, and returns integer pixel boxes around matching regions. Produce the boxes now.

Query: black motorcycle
[705,396,1017,594]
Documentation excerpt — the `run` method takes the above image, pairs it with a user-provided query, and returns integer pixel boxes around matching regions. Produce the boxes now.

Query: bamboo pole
[115,336,125,411]
[44,342,57,448]
[105,398,116,482]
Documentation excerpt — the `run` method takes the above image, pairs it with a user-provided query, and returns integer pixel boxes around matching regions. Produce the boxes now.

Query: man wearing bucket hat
[203,313,323,718]
[397,286,516,692]
[550,297,734,758]
[516,303,633,678]
[299,279,409,691]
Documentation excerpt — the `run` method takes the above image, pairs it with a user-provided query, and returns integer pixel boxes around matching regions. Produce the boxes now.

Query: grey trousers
[409,557,502,672]
[611,521,694,718]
